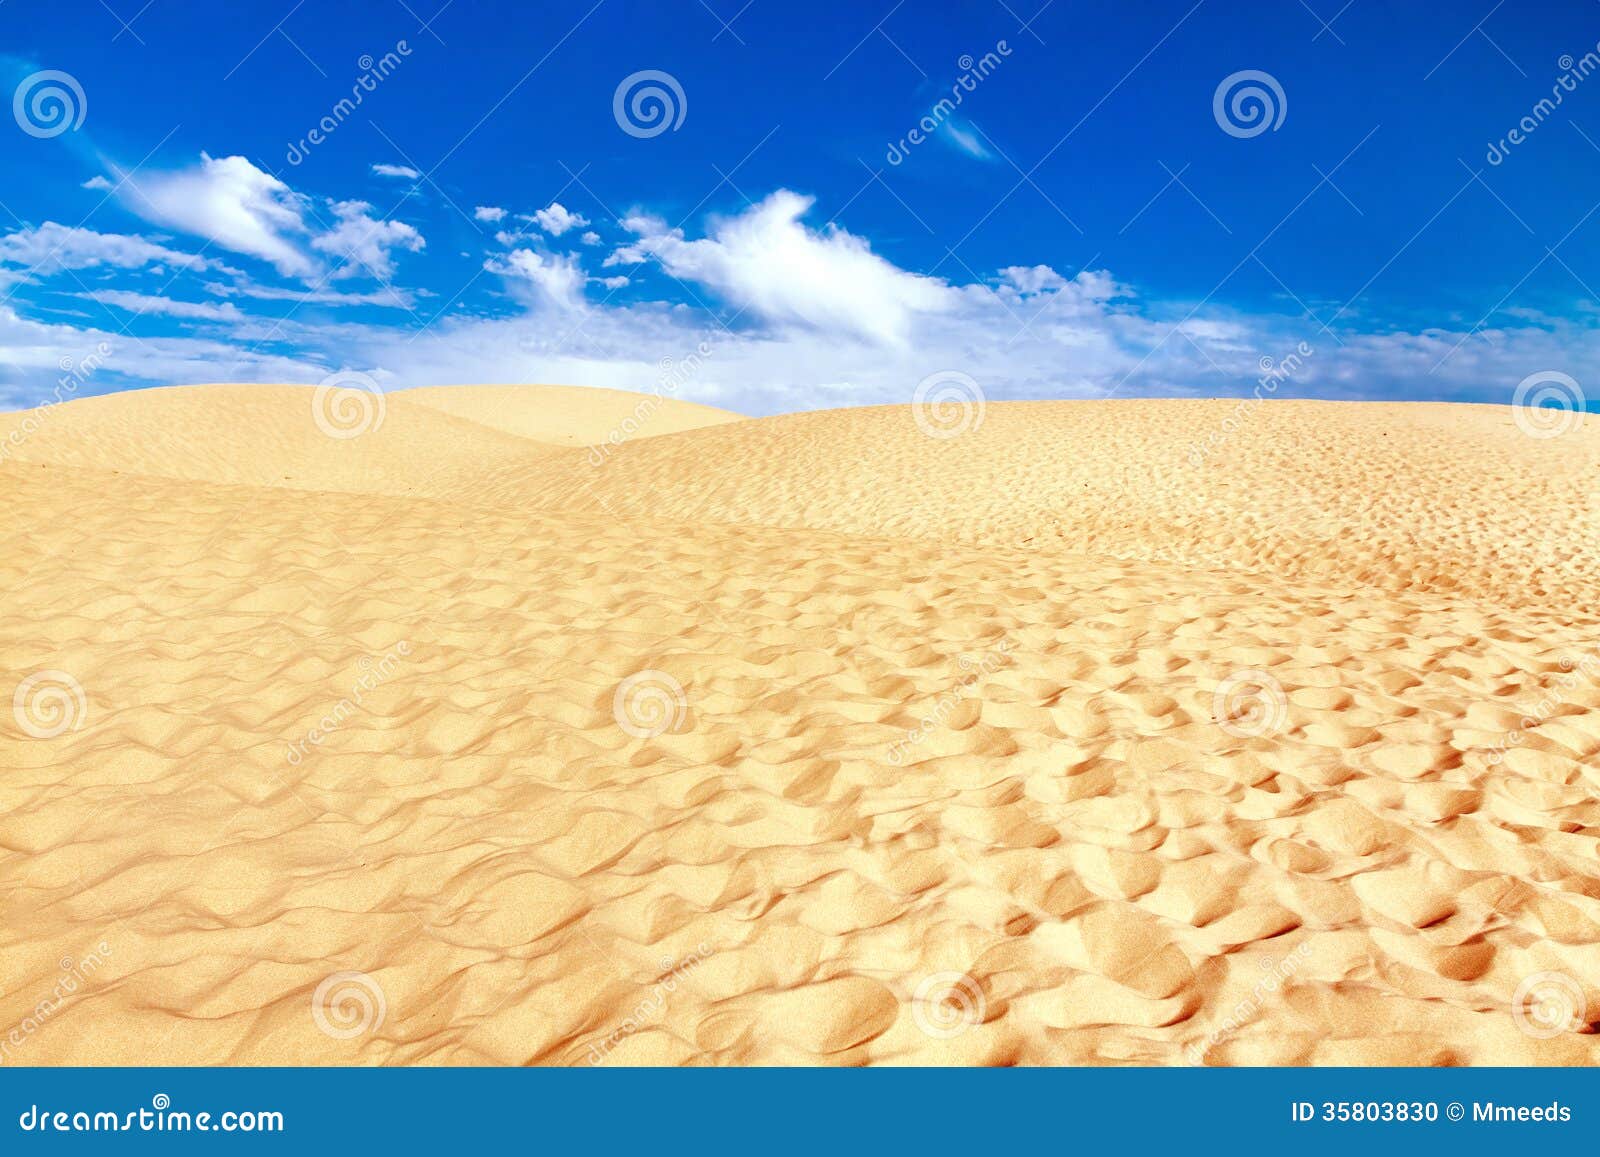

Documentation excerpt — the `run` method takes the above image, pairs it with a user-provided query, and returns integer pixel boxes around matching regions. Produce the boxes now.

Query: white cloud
[484,249,586,310]
[81,175,113,191]
[533,202,589,237]
[943,118,994,162]
[355,277,1600,422]
[119,153,314,278]
[310,200,425,281]
[0,304,322,406]
[371,163,421,180]
[999,265,1067,294]
[114,154,424,285]
[620,190,954,344]
[8,246,1600,420]
[0,223,220,277]
[202,279,418,309]
[6,177,1600,427]
[602,241,648,268]
[580,231,601,246]
[84,290,244,321]
[474,205,507,223]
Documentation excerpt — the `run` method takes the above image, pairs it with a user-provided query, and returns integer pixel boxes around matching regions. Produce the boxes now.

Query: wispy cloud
[370,163,421,180]
[311,200,425,281]
[941,117,994,161]
[0,222,223,276]
[84,289,244,321]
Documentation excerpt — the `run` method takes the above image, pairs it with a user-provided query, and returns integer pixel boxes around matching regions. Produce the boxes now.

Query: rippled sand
[2,384,1598,1065]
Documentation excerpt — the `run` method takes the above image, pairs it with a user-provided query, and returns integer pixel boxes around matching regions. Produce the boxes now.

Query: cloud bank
[1,157,1595,418]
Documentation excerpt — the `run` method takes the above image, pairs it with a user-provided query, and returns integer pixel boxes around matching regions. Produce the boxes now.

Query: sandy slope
[400,384,744,445]
[2,384,1598,1066]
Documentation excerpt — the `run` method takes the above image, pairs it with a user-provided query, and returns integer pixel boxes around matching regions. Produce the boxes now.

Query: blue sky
[1,0,1598,413]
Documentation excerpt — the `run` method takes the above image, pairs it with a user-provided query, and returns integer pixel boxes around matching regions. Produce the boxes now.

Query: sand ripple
[2,388,1598,1065]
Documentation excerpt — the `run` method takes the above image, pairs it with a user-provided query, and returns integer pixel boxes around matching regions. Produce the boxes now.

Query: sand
[2,383,1598,1066]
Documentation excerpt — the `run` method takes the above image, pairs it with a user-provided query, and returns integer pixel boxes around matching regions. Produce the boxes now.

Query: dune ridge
[2,383,1597,1065]
[400,384,745,445]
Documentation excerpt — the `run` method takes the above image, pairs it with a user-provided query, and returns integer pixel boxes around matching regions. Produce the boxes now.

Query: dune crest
[400,384,744,446]
[2,384,1597,1065]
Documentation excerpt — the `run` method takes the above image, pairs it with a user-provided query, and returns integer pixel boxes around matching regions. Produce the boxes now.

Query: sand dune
[464,399,1600,609]
[400,384,744,445]
[2,383,1597,1066]
[0,383,740,500]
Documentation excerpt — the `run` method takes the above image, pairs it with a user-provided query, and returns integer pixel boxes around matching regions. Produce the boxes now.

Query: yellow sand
[401,384,745,445]
[2,384,1598,1066]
